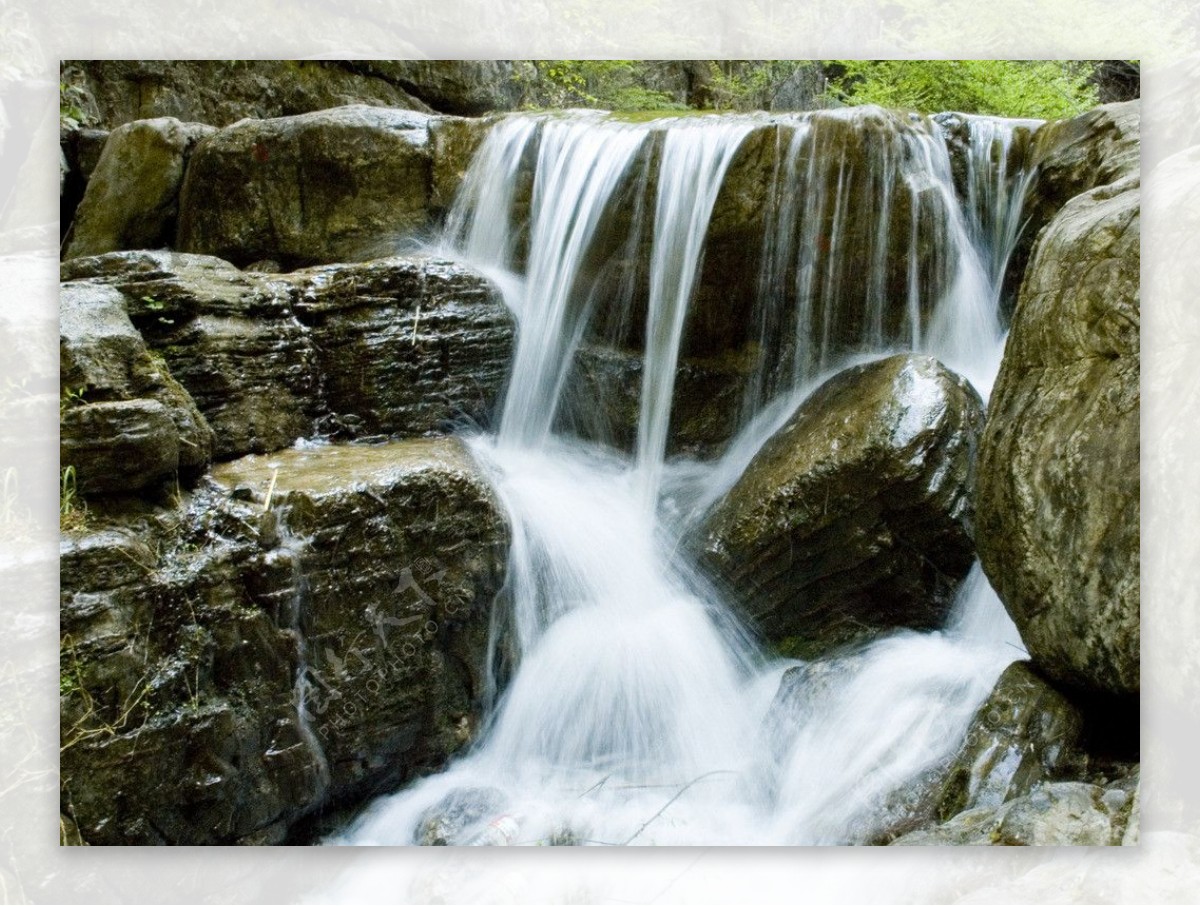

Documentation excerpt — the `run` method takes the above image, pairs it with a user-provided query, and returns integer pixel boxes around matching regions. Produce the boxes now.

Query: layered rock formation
[60,438,507,845]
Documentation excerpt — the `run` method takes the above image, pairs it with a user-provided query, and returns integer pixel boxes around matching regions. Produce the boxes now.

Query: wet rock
[177,105,435,268]
[61,251,514,460]
[429,115,497,216]
[60,400,180,494]
[1031,101,1139,214]
[1005,101,1139,303]
[561,344,753,458]
[292,256,514,439]
[414,786,508,845]
[699,354,983,655]
[59,281,214,492]
[210,438,509,804]
[935,661,1084,820]
[64,118,216,260]
[891,770,1140,846]
[61,438,508,844]
[977,177,1140,696]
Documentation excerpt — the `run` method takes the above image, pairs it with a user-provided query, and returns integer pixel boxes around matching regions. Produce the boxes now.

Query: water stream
[334,107,1039,846]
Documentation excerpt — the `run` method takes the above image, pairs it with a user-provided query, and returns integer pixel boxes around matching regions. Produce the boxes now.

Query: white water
[333,108,1037,847]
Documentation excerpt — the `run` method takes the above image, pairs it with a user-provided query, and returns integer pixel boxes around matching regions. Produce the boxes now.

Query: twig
[262,467,279,512]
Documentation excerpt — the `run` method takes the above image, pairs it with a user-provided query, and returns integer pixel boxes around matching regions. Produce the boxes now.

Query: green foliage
[60,465,87,533]
[823,60,1099,119]
[524,61,687,112]
[59,80,93,130]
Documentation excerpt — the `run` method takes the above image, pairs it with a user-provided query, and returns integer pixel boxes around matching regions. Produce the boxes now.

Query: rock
[61,437,508,844]
[210,438,508,803]
[345,61,531,116]
[292,256,514,439]
[59,281,214,492]
[1031,101,1140,212]
[64,118,216,260]
[976,177,1140,696]
[60,400,180,494]
[61,251,514,460]
[60,60,433,131]
[177,105,435,268]
[935,661,1084,820]
[1004,101,1140,305]
[429,115,497,216]
[413,786,508,845]
[892,771,1139,846]
[699,354,983,654]
[561,344,752,458]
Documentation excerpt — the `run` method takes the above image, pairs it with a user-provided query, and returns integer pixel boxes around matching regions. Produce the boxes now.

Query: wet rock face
[561,344,753,459]
[61,251,514,462]
[177,105,435,268]
[699,354,983,655]
[64,118,216,260]
[60,438,508,845]
[976,177,1140,696]
[936,661,1084,820]
[59,281,214,492]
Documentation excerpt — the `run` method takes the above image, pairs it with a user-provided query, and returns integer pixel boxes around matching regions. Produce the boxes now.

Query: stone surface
[891,770,1140,846]
[699,354,983,654]
[177,105,435,268]
[935,661,1084,821]
[561,344,752,458]
[62,251,514,461]
[59,281,214,493]
[976,177,1140,696]
[60,60,433,131]
[64,118,216,260]
[60,437,508,845]
[346,61,532,117]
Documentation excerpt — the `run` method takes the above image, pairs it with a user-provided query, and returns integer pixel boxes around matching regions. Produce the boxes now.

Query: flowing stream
[334,107,1039,846]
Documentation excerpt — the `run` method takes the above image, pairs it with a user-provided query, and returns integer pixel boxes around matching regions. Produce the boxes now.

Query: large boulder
[61,251,515,460]
[699,353,983,654]
[976,177,1140,696]
[59,281,214,493]
[177,106,435,267]
[64,118,216,260]
[60,437,508,844]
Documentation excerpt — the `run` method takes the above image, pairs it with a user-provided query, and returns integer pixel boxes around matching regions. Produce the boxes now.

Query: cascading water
[332,107,1038,847]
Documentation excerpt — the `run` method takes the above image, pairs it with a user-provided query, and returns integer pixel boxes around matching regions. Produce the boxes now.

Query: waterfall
[333,108,1037,847]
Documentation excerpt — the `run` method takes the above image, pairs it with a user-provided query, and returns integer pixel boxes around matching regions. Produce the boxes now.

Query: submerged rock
[64,117,216,260]
[60,438,508,844]
[699,354,983,655]
[413,786,508,845]
[61,251,514,461]
[976,177,1140,696]
[935,661,1084,820]
[177,105,435,267]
